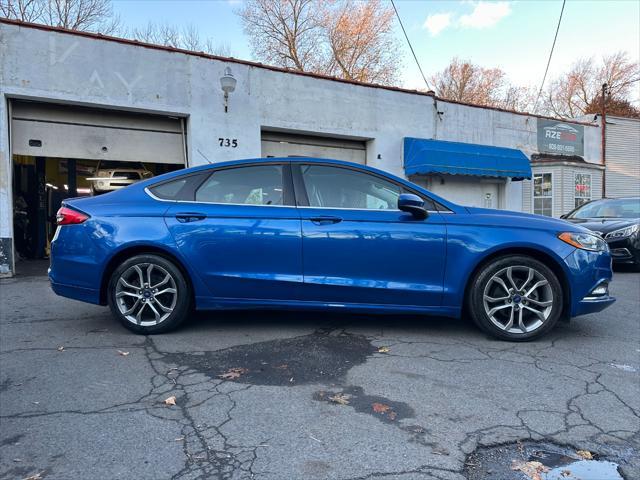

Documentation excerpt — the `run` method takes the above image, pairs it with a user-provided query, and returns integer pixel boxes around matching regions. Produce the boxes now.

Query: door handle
[309,216,342,225]
[175,213,206,223]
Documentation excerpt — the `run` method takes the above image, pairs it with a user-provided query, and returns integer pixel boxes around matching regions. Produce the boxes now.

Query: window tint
[301,165,417,210]
[150,178,188,200]
[196,165,284,205]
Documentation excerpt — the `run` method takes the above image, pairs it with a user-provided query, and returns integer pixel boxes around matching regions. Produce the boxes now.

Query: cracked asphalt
[1,265,638,480]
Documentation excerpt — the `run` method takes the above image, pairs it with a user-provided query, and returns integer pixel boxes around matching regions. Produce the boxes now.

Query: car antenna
[197,148,213,164]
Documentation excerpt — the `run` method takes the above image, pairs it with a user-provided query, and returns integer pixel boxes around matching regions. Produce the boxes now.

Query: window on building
[196,165,284,205]
[574,173,592,208]
[533,173,553,216]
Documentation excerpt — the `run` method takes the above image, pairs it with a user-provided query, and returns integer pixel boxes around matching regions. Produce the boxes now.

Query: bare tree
[1,0,120,34]
[542,51,639,118]
[430,58,534,111]
[237,0,402,85]
[238,0,326,72]
[323,0,399,84]
[128,22,231,56]
[0,0,45,23]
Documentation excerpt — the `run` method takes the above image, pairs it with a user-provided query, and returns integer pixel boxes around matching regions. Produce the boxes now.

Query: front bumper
[563,248,615,317]
[606,236,640,265]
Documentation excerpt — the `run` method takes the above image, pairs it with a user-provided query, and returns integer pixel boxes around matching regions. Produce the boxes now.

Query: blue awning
[404,138,532,179]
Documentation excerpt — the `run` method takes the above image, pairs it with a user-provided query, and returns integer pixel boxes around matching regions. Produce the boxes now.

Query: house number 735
[218,138,238,148]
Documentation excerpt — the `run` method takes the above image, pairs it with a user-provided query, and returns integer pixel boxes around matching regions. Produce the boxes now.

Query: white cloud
[424,13,452,37]
[459,1,512,29]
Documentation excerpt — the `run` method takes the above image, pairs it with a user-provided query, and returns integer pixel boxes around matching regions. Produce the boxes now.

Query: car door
[162,162,303,301]
[293,163,447,307]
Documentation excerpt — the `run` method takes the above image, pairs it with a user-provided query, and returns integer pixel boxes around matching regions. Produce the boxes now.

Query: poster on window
[537,119,584,156]
[574,173,591,208]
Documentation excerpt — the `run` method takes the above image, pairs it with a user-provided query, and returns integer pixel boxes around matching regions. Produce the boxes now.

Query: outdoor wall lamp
[220,67,237,113]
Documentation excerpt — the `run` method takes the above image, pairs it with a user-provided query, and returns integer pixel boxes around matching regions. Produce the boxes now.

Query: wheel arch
[462,246,571,320]
[99,244,195,306]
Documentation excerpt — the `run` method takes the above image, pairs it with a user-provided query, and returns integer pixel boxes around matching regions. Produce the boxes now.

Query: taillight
[56,206,89,225]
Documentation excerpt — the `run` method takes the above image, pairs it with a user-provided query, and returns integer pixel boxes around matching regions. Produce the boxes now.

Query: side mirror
[398,193,428,220]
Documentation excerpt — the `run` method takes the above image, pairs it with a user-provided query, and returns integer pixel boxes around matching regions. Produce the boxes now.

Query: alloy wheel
[115,263,178,327]
[482,265,554,334]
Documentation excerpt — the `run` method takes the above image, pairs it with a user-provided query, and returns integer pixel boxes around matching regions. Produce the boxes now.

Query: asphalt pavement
[1,263,638,480]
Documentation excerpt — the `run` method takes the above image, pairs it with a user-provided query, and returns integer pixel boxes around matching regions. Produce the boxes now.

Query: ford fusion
[49,158,615,341]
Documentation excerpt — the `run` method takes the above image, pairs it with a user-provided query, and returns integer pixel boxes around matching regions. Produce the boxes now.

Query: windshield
[569,198,640,219]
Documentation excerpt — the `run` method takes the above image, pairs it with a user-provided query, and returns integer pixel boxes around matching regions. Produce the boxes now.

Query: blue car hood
[464,207,589,233]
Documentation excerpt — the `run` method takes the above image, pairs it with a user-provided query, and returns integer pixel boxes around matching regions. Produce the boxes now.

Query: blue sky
[112,0,640,94]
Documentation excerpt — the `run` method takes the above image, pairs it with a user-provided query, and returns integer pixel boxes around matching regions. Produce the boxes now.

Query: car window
[196,165,284,205]
[300,165,436,211]
[570,198,640,219]
[300,165,403,210]
[150,178,188,200]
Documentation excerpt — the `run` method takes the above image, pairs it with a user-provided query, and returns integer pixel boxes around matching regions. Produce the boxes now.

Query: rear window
[150,178,188,199]
[148,173,207,201]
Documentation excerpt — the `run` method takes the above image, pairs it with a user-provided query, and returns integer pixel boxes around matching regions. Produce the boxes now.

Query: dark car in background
[562,197,640,269]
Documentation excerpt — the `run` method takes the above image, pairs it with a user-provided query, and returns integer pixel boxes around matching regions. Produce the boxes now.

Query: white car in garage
[88,160,153,193]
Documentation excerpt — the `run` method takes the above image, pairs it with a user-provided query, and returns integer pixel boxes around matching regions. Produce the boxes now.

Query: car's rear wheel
[468,255,563,341]
[108,254,191,334]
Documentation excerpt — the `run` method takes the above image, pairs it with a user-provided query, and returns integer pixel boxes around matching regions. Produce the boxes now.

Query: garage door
[11,101,186,164]
[261,132,366,164]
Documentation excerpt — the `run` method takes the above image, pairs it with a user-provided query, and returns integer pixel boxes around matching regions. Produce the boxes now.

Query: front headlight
[558,232,608,252]
[604,224,639,240]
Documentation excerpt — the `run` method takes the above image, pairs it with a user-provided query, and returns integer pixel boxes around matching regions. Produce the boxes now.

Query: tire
[108,254,191,334]
[468,255,563,341]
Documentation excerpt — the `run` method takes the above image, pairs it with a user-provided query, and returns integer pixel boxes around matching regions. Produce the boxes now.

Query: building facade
[0,19,606,276]
[603,115,640,198]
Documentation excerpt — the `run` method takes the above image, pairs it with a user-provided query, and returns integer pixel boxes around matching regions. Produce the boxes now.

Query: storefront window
[574,173,592,208]
[533,173,553,216]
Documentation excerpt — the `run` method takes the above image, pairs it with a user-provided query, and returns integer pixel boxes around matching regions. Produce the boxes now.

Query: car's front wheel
[108,254,191,334]
[468,255,563,341]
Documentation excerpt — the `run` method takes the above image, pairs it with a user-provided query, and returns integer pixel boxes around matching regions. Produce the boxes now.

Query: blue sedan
[49,158,615,340]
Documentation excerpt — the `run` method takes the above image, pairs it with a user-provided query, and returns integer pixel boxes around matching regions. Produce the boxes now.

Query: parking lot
[1,265,638,480]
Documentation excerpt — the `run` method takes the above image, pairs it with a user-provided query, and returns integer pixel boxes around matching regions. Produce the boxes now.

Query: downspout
[600,83,607,198]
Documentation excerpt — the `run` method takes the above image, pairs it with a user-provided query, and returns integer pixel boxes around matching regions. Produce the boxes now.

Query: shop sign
[537,119,584,156]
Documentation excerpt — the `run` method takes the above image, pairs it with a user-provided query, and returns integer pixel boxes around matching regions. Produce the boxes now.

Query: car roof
[138,157,462,212]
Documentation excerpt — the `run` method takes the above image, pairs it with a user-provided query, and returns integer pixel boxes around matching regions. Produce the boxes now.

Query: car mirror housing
[398,193,428,220]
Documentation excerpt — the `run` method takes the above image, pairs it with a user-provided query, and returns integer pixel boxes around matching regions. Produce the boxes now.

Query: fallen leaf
[511,460,550,480]
[377,346,390,353]
[275,364,288,369]
[218,367,248,380]
[117,350,130,356]
[576,449,593,460]
[57,346,65,352]
[328,393,351,405]
[23,473,44,480]
[164,396,177,406]
[372,402,391,413]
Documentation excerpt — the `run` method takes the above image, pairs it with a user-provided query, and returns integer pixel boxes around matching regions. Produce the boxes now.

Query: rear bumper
[49,273,101,305]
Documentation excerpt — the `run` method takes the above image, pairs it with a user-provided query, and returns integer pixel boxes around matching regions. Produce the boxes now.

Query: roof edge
[0,18,599,126]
